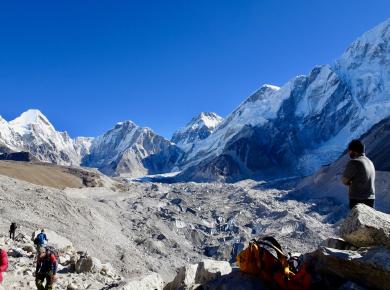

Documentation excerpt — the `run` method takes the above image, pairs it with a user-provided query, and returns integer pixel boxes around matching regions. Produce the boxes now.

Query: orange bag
[237,236,312,290]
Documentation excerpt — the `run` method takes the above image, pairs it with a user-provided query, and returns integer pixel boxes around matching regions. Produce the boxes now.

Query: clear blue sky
[0,1,389,138]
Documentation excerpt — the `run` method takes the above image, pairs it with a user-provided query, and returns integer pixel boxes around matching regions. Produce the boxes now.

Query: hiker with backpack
[9,222,17,240]
[0,248,8,289]
[35,247,58,290]
[342,139,376,209]
[34,229,48,252]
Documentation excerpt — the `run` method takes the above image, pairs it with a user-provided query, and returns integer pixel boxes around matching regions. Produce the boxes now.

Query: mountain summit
[171,112,223,152]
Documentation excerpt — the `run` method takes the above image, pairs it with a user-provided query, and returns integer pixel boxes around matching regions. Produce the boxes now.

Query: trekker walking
[0,248,8,289]
[34,229,48,252]
[9,222,17,240]
[342,139,375,210]
[35,247,57,290]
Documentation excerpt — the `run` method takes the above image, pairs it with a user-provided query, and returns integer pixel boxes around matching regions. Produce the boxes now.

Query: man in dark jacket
[342,139,375,209]
[9,222,17,240]
[35,247,57,290]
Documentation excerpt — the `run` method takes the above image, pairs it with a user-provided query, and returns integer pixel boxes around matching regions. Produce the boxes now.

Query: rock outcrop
[339,204,390,248]
[312,246,390,290]
[165,259,232,290]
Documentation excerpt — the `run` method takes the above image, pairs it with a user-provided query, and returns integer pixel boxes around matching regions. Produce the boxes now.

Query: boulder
[200,269,270,290]
[322,237,357,251]
[312,246,390,290]
[115,273,164,290]
[195,260,232,284]
[165,259,232,290]
[165,263,198,289]
[75,255,102,273]
[339,204,390,248]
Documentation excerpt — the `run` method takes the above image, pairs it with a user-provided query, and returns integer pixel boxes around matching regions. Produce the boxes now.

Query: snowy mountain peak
[171,112,223,151]
[9,109,55,136]
[339,18,390,66]
[115,120,137,129]
[262,84,281,91]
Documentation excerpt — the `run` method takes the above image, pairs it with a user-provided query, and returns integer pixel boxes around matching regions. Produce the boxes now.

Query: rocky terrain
[0,165,347,288]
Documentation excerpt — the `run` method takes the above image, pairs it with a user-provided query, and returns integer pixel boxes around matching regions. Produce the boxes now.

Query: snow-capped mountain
[82,121,183,177]
[171,112,223,152]
[176,19,390,182]
[74,137,94,159]
[0,109,81,165]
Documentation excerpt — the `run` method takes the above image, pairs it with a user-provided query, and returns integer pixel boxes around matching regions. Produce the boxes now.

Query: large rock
[312,246,390,290]
[200,270,270,290]
[75,255,102,274]
[165,259,232,290]
[339,204,390,248]
[114,273,164,290]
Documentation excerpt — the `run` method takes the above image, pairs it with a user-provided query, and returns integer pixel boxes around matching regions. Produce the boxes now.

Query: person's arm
[44,234,48,241]
[342,161,356,186]
[0,250,8,272]
[51,256,58,275]
[35,258,41,274]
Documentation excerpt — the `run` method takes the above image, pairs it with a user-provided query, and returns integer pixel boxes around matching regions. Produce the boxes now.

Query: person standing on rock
[35,247,57,290]
[0,248,8,289]
[9,222,17,240]
[342,139,375,210]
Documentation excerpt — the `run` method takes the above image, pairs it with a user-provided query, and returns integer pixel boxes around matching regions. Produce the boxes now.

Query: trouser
[9,230,15,240]
[349,199,375,210]
[36,273,55,290]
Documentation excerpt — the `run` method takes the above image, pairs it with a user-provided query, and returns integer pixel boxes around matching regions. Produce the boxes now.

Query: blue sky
[0,0,389,138]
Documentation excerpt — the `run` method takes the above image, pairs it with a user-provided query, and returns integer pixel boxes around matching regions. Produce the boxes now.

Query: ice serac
[0,109,81,165]
[177,19,390,182]
[82,121,183,177]
[171,112,223,152]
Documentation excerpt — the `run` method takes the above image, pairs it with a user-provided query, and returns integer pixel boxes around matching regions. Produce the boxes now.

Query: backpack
[237,236,312,290]
[36,233,46,245]
[45,246,59,259]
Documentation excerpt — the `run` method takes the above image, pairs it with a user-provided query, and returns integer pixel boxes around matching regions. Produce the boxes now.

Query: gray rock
[200,269,270,290]
[116,273,164,290]
[322,237,357,251]
[75,255,102,273]
[165,259,232,290]
[339,204,390,248]
[312,246,390,290]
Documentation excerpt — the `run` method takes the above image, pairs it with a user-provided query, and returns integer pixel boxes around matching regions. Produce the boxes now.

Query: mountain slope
[82,121,183,177]
[171,112,223,152]
[176,19,390,182]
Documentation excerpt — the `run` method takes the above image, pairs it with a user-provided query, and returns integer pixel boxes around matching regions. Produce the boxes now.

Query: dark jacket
[36,253,57,275]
